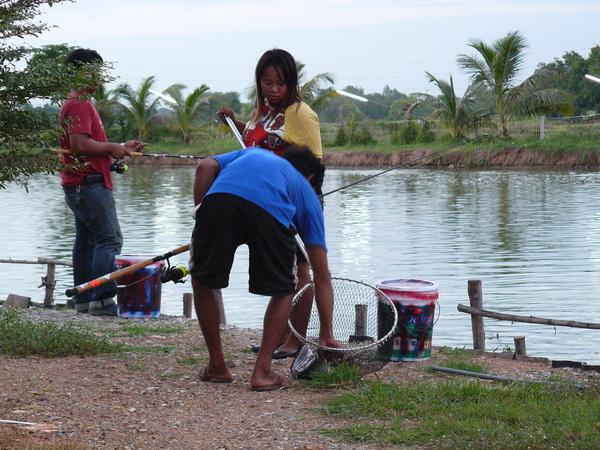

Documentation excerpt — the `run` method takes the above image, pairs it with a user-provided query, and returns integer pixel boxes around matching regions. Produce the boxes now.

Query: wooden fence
[458,279,600,356]
[0,257,72,307]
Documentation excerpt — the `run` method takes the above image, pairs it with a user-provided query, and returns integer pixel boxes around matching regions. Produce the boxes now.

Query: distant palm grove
[24,31,600,151]
[4,1,600,190]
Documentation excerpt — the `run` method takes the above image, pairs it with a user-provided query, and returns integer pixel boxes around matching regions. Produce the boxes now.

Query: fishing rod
[43,147,208,160]
[65,244,190,298]
[321,138,476,198]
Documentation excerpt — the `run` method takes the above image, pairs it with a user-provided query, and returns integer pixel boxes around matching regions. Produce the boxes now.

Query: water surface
[2,166,600,363]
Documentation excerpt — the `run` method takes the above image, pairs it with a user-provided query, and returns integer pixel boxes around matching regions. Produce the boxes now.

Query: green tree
[27,43,75,69]
[457,31,574,137]
[538,46,600,114]
[422,73,480,139]
[0,1,110,189]
[115,76,161,141]
[207,91,243,120]
[163,83,211,144]
[92,84,128,140]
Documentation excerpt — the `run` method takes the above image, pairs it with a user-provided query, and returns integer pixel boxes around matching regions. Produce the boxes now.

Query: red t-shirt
[60,92,113,190]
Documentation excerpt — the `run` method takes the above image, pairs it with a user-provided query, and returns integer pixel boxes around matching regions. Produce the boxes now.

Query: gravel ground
[1,308,596,449]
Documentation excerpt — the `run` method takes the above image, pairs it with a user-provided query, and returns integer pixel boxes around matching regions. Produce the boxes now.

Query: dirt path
[0,310,592,449]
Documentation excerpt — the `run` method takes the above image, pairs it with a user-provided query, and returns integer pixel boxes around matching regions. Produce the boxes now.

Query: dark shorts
[189,194,297,296]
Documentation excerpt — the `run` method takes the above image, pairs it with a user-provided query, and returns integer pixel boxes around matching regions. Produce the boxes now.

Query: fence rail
[0,257,72,307]
[458,280,600,353]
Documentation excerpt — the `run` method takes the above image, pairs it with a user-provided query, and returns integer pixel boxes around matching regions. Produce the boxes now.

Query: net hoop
[288,277,398,353]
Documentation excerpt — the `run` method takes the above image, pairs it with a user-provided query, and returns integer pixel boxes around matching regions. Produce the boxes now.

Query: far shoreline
[128,147,600,169]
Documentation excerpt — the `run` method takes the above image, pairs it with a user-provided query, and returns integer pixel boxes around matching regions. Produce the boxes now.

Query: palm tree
[92,84,120,128]
[457,31,574,138]
[422,73,483,139]
[115,76,161,141]
[163,83,211,144]
[296,62,337,110]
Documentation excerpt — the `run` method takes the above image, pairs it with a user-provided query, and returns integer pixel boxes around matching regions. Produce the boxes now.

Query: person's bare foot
[250,372,293,391]
[199,365,232,383]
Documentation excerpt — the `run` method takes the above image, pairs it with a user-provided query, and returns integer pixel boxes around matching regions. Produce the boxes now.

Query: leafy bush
[334,127,348,146]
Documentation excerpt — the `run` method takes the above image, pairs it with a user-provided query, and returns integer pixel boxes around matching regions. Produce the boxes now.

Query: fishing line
[320,137,477,198]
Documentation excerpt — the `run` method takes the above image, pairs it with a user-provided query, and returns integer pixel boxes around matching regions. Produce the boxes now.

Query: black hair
[64,48,103,67]
[252,49,301,122]
[281,145,325,195]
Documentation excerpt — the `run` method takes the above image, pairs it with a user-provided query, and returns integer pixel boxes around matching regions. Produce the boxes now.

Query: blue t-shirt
[207,148,326,250]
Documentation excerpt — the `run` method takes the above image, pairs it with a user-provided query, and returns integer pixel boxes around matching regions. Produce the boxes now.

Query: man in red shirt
[61,48,145,316]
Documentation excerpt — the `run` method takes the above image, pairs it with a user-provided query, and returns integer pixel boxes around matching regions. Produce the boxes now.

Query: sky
[26,0,600,102]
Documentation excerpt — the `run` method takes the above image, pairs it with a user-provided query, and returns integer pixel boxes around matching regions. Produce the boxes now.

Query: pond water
[2,165,600,363]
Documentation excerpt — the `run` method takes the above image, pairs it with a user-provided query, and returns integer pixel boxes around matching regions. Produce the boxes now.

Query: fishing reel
[110,160,128,174]
[160,261,188,284]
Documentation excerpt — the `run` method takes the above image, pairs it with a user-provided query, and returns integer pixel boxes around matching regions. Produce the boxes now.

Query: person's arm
[193,157,221,206]
[306,244,340,348]
[69,133,146,159]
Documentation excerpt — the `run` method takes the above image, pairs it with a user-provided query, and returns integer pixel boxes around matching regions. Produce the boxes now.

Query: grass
[434,346,488,373]
[314,355,600,447]
[0,308,119,357]
[301,362,367,390]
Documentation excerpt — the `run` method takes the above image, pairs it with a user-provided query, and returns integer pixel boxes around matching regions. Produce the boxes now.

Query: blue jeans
[64,183,123,305]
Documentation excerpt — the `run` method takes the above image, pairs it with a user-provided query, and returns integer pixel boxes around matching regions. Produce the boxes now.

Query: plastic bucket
[377,279,438,361]
[115,255,164,318]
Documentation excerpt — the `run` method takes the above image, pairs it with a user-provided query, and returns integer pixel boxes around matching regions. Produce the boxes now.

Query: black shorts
[189,194,298,296]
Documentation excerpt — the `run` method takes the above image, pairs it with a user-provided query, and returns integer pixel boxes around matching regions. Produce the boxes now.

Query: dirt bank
[129,147,600,169]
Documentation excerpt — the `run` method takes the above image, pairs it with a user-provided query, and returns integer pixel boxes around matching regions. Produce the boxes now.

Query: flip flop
[250,376,295,392]
[199,368,233,384]
[272,350,299,360]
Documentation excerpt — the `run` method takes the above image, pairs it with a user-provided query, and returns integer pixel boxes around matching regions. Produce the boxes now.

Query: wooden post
[514,336,527,356]
[187,290,226,325]
[43,263,56,308]
[354,304,368,336]
[467,280,485,350]
[183,293,193,319]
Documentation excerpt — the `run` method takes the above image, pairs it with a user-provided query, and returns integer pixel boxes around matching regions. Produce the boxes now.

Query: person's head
[281,145,325,195]
[254,49,301,116]
[64,48,104,93]
[64,48,103,68]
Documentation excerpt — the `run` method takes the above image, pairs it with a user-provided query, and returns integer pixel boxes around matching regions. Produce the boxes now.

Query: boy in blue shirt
[190,146,339,391]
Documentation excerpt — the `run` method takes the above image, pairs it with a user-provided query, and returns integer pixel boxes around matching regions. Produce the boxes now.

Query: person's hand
[123,140,147,154]
[216,106,235,125]
[108,143,128,159]
[319,335,342,350]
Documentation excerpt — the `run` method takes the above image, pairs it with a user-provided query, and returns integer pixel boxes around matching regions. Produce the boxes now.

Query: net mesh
[289,277,398,379]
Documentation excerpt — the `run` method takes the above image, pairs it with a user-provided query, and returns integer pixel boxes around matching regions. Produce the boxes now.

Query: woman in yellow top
[217,48,322,158]
[217,48,323,358]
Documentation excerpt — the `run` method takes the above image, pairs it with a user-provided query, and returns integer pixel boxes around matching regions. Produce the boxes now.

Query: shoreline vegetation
[125,134,600,169]
[130,146,600,169]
